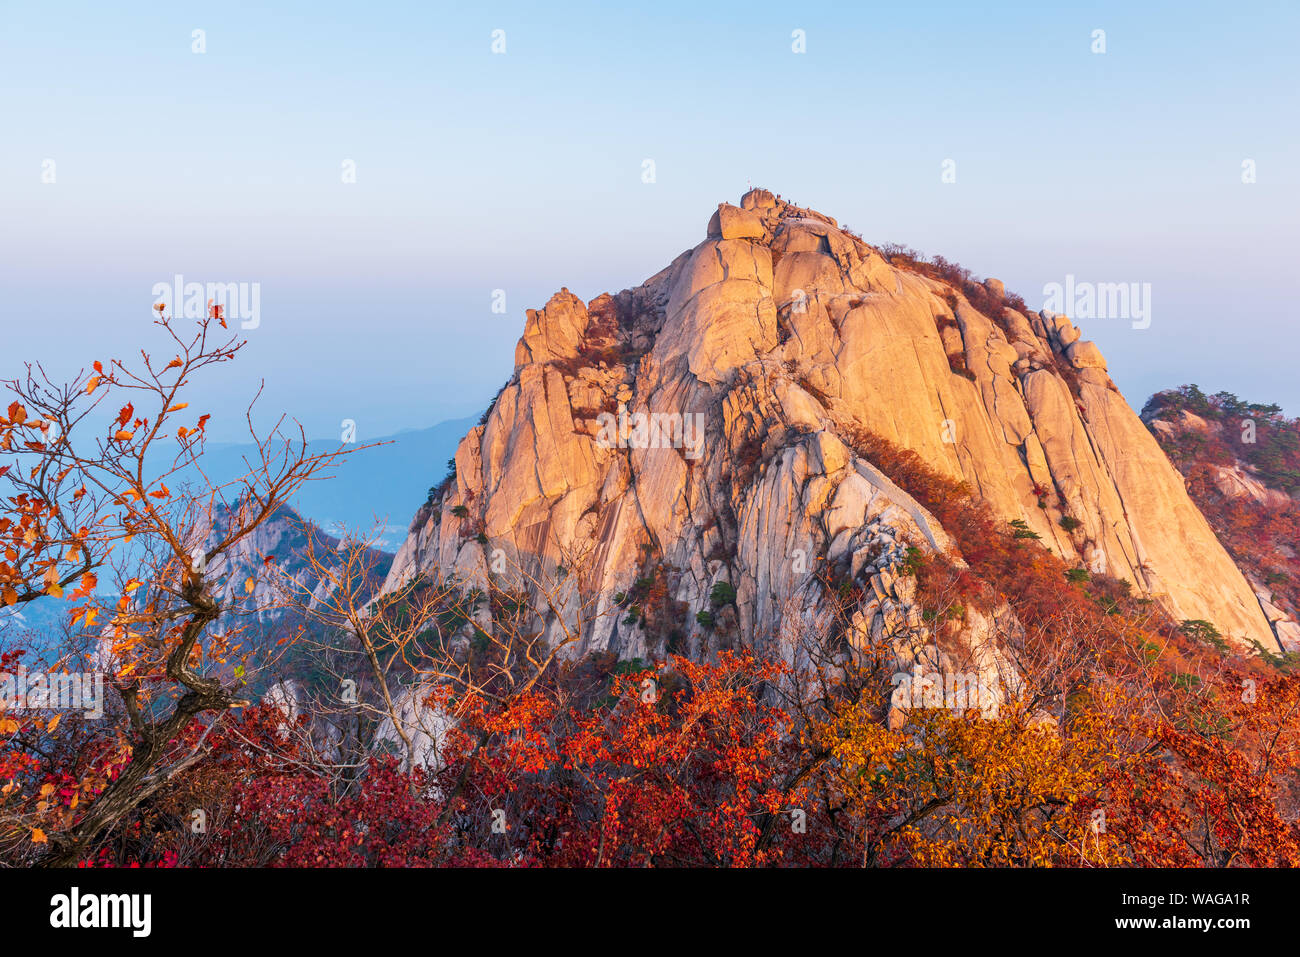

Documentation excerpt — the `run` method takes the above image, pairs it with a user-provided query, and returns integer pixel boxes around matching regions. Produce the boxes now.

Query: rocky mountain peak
[381,189,1285,674]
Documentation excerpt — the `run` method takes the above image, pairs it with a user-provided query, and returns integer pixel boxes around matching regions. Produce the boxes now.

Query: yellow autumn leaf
[31,828,47,844]
[244,577,255,594]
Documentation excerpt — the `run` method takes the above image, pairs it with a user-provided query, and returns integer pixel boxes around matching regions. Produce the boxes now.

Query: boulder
[740,187,777,210]
[1066,339,1107,369]
[707,203,766,241]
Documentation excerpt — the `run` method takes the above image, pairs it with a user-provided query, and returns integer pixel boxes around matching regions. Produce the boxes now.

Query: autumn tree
[0,309,357,866]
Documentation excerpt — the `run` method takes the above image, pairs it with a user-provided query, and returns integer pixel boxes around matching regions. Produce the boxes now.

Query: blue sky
[2,0,1297,440]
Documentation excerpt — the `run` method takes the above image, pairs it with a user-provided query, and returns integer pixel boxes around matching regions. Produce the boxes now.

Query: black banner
[0,867,1275,946]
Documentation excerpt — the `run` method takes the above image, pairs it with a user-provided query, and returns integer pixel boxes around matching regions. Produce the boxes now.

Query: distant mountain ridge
[0,416,465,655]
[167,417,477,551]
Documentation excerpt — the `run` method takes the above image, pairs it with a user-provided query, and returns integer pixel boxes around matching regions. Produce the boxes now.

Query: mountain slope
[380,188,1280,660]
[1142,385,1300,652]
[199,502,392,625]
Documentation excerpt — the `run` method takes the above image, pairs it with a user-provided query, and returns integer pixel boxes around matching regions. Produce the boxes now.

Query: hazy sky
[2,0,1297,441]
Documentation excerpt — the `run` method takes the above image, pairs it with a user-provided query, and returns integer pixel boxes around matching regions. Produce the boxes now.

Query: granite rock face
[381,189,1281,668]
